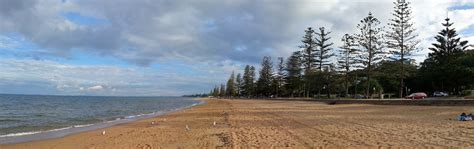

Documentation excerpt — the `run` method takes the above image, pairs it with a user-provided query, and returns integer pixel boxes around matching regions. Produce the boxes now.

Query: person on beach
[459,113,466,121]
[466,113,473,121]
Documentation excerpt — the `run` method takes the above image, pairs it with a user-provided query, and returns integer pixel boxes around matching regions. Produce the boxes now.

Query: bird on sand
[186,125,191,131]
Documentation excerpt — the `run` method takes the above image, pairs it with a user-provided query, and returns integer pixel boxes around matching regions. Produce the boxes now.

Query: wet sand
[2,98,473,148]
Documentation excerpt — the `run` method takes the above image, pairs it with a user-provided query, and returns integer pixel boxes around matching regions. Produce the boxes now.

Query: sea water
[0,94,202,144]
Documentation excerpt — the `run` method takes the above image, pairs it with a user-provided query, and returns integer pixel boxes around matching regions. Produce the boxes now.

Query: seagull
[102,130,106,135]
[186,125,191,131]
[213,121,216,126]
[151,121,155,125]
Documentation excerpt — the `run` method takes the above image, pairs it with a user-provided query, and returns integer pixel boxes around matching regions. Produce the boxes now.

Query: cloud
[0,0,473,95]
[1,0,472,65]
[0,59,227,96]
[85,85,104,92]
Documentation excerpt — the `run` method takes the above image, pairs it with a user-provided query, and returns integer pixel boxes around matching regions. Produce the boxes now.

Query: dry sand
[1,99,474,148]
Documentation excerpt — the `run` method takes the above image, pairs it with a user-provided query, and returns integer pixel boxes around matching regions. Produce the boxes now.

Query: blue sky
[0,0,473,96]
[61,12,108,26]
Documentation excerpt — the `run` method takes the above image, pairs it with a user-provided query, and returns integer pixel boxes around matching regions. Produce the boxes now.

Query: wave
[0,101,204,141]
[0,124,91,138]
[0,118,23,122]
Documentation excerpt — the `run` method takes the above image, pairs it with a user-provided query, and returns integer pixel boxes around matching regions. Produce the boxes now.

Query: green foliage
[219,84,226,97]
[284,51,303,97]
[226,72,236,97]
[461,90,474,96]
[210,85,220,97]
[373,60,417,94]
[354,12,385,98]
[419,18,472,95]
[235,73,243,96]
[428,18,469,64]
[385,0,419,97]
[274,57,286,97]
[386,0,419,61]
[356,79,383,94]
[315,27,335,71]
[337,34,358,96]
[313,27,336,98]
[256,56,274,97]
[207,1,472,99]
[300,27,317,72]
[242,65,256,97]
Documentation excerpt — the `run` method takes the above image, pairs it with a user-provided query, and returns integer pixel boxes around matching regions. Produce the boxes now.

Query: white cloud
[86,85,104,92]
[4,0,473,65]
[1,0,474,95]
[0,59,225,95]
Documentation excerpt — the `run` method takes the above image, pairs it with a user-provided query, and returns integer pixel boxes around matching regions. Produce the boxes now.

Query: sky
[0,0,473,96]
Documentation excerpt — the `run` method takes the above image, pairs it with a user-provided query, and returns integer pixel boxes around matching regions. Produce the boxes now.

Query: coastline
[1,98,473,148]
[0,98,205,145]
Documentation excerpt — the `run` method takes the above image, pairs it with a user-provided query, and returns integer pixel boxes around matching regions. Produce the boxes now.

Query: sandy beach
[1,98,474,148]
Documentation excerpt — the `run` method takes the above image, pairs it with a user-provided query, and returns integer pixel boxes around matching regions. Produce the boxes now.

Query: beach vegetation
[208,0,472,99]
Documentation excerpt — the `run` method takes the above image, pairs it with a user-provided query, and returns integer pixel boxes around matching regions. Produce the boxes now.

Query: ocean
[0,94,202,144]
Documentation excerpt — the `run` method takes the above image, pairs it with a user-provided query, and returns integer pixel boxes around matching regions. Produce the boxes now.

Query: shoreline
[0,99,205,144]
[1,98,473,148]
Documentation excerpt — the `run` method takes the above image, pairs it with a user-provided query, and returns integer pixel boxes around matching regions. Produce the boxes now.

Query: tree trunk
[366,67,371,99]
[366,23,373,99]
[399,56,404,97]
[345,73,349,96]
[399,79,404,98]
[354,71,358,97]
[399,25,405,98]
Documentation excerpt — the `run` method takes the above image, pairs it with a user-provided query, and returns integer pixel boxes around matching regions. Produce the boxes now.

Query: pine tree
[300,27,317,97]
[315,27,335,71]
[210,86,218,97]
[212,86,216,97]
[242,65,256,97]
[314,27,335,98]
[275,57,286,97]
[219,84,226,97]
[300,27,317,72]
[386,0,419,98]
[226,72,236,97]
[214,86,218,97]
[256,56,274,97]
[236,73,243,97]
[428,17,469,64]
[337,34,358,96]
[324,64,337,98]
[421,17,470,94]
[285,51,303,97]
[249,66,256,96]
[242,65,251,97]
[354,12,385,98]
